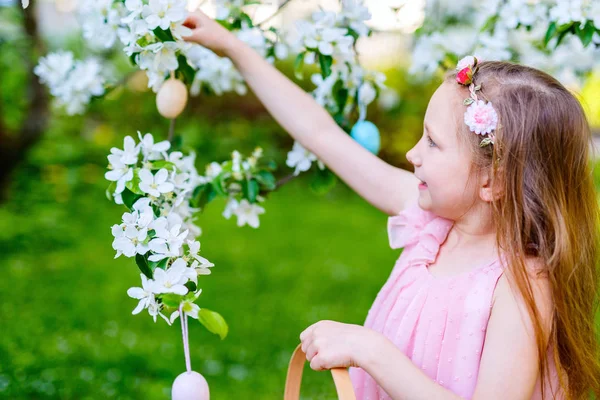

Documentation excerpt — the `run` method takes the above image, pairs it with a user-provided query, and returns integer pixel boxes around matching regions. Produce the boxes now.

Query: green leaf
[198,309,229,340]
[544,22,557,46]
[240,13,253,28]
[135,253,153,279]
[255,171,276,191]
[184,281,197,293]
[480,14,499,33]
[125,169,145,195]
[129,52,139,66]
[479,137,494,147]
[191,183,216,210]
[294,52,306,80]
[318,54,333,79]
[579,21,596,47]
[332,79,348,114]
[153,27,175,42]
[265,160,277,171]
[106,181,117,201]
[161,293,184,308]
[121,188,142,210]
[212,176,228,197]
[216,19,233,30]
[310,168,337,195]
[151,161,177,171]
[148,257,168,272]
[463,98,475,106]
[243,179,259,203]
[175,55,196,85]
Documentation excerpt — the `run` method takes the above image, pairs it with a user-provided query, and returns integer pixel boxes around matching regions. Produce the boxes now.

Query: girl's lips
[418,181,427,190]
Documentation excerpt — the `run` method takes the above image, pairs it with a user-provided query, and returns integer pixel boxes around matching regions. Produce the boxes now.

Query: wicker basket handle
[284,344,356,400]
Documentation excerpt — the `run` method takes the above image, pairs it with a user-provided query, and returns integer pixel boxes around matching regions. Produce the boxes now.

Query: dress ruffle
[387,200,453,266]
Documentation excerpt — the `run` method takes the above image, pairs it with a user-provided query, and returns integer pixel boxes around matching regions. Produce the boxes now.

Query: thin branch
[168,118,176,142]
[257,0,294,27]
[275,172,297,188]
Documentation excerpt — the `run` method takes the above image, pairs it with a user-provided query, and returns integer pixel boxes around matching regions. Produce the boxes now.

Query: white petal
[127,287,146,299]
[132,299,147,314]
[138,168,154,184]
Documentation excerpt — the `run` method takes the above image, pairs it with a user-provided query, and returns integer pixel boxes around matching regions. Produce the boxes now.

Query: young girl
[182,11,600,399]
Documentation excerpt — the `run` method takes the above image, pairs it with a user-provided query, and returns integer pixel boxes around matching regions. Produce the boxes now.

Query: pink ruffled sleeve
[387,200,440,249]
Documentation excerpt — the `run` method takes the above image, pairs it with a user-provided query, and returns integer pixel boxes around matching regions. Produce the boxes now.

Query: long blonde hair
[448,61,600,399]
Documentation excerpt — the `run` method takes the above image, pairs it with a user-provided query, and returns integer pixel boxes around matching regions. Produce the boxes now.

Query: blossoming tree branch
[25,0,599,397]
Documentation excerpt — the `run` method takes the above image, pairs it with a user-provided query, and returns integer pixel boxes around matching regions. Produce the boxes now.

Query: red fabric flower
[456,67,473,85]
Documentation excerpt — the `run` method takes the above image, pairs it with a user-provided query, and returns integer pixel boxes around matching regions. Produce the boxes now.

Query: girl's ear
[479,167,504,202]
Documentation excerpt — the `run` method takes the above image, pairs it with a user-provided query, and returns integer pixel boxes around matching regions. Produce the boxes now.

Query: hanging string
[179,305,192,373]
[357,80,367,122]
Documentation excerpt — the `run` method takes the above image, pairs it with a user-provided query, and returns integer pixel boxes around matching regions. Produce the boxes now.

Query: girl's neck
[446,205,497,252]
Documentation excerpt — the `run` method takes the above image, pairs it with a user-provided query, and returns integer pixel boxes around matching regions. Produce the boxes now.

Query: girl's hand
[299,320,379,371]
[181,11,238,57]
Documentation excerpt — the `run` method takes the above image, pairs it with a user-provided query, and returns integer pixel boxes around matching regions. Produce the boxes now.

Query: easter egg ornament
[350,120,380,155]
[172,371,210,400]
[156,76,188,119]
[172,306,210,400]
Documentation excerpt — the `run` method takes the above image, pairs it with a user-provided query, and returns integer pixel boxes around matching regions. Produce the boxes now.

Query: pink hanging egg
[171,371,210,400]
[156,78,188,119]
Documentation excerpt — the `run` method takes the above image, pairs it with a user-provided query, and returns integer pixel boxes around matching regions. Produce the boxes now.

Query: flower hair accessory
[456,56,497,147]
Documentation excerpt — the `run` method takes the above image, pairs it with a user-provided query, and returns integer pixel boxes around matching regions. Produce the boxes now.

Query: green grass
[0,170,398,399]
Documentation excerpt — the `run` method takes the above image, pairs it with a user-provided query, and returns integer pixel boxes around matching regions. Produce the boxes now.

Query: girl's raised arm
[183,11,419,215]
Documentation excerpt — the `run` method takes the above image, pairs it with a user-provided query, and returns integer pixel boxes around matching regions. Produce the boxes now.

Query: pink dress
[349,201,505,399]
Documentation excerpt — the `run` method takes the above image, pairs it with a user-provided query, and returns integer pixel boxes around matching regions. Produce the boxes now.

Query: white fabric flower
[464,100,498,135]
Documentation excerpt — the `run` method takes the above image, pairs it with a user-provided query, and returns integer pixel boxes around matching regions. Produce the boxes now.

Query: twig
[168,118,176,142]
[275,172,298,188]
[257,0,294,27]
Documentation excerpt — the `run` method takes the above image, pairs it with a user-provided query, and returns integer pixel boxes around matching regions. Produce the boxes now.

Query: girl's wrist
[222,34,244,59]
[356,329,389,371]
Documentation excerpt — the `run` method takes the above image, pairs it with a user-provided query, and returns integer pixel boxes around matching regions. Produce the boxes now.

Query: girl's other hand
[181,11,237,57]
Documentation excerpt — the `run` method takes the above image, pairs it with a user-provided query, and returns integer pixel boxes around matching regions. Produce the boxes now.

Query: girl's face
[406,82,482,220]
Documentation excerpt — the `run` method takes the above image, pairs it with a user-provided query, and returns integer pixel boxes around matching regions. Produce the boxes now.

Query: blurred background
[1,0,600,399]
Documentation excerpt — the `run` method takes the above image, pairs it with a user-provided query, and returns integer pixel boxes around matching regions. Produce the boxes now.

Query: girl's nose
[406,145,421,167]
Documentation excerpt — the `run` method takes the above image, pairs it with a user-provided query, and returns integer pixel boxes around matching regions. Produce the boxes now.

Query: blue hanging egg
[351,121,380,155]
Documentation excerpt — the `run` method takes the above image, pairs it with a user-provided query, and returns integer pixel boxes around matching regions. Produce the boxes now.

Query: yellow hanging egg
[156,78,188,119]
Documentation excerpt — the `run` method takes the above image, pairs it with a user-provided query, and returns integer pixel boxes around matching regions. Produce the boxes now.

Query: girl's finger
[305,343,318,361]
[182,14,198,28]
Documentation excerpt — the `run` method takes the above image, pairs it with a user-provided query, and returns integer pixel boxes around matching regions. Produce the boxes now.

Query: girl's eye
[427,135,437,147]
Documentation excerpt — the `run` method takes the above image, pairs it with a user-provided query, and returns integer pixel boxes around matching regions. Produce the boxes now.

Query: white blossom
[144,0,187,31]
[286,141,321,176]
[127,274,157,314]
[139,168,175,197]
[138,132,171,161]
[233,199,265,229]
[152,259,189,295]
